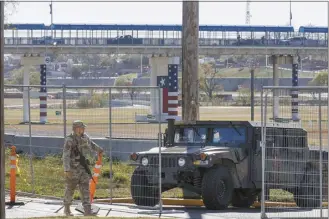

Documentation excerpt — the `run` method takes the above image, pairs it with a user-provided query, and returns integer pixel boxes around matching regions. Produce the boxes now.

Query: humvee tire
[231,189,257,208]
[131,168,160,207]
[294,166,321,208]
[201,166,234,210]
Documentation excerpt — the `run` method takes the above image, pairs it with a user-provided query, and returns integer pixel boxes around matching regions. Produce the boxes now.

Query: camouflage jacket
[62,133,103,172]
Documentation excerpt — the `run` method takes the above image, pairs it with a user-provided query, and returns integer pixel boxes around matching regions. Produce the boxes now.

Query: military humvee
[129,120,328,210]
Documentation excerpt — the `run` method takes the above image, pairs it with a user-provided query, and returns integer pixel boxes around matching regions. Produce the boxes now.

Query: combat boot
[83,205,95,216]
[64,205,73,216]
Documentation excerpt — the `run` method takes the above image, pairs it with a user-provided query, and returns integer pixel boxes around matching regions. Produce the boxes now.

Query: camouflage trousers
[63,165,90,208]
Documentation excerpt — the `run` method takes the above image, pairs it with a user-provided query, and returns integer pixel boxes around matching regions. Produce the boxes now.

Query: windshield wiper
[230,122,242,136]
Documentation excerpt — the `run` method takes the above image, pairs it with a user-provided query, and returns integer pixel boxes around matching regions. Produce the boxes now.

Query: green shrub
[76,93,108,109]
[113,172,129,186]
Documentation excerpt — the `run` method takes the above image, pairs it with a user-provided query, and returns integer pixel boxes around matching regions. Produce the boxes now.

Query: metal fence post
[158,87,162,215]
[261,88,266,219]
[327,2,329,214]
[62,84,67,138]
[27,86,35,195]
[259,86,329,218]
[108,87,113,204]
[318,91,323,216]
[0,1,4,216]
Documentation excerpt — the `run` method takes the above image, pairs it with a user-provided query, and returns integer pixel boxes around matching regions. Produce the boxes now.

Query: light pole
[49,0,53,37]
[249,60,256,121]
[289,0,292,26]
[0,2,5,219]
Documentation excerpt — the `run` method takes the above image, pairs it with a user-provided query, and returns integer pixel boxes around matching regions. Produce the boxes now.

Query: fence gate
[261,86,328,219]
[107,86,163,215]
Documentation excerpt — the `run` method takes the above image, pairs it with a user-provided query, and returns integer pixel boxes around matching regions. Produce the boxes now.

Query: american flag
[157,64,179,116]
[291,62,298,121]
[40,64,47,93]
[39,64,47,123]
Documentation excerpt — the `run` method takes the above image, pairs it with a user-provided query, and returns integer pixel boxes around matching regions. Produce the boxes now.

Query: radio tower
[246,0,251,25]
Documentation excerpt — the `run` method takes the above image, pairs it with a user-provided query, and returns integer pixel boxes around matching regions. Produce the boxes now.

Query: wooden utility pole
[0,2,5,219]
[182,1,199,122]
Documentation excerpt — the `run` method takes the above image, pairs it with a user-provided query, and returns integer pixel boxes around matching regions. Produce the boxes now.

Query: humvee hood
[137,146,232,155]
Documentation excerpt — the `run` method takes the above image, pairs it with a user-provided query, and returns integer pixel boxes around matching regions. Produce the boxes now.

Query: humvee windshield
[212,127,246,145]
[174,126,247,146]
[174,127,207,144]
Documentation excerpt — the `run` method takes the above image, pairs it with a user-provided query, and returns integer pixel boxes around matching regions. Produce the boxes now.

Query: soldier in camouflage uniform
[62,120,104,216]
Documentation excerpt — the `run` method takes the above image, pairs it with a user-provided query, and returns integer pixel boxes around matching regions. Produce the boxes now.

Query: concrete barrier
[4,134,157,161]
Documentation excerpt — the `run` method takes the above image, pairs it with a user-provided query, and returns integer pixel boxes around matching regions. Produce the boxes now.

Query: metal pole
[318,92,323,217]
[0,1,5,218]
[261,89,267,219]
[289,0,292,26]
[50,0,53,25]
[62,84,67,138]
[50,0,53,38]
[327,1,329,215]
[140,54,143,77]
[109,88,113,204]
[27,87,35,195]
[272,55,279,120]
[250,68,255,121]
[158,87,162,216]
[23,65,30,123]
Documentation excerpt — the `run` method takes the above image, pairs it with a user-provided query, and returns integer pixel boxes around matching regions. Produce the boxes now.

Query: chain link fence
[4,85,165,139]
[4,85,163,215]
[261,86,329,219]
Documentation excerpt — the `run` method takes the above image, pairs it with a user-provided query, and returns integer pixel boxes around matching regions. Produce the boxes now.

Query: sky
[6,1,328,29]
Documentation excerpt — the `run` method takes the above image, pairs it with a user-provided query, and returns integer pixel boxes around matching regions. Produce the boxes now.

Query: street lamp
[49,0,53,38]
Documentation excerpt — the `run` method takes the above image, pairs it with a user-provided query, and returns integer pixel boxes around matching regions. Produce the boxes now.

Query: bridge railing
[3,36,328,47]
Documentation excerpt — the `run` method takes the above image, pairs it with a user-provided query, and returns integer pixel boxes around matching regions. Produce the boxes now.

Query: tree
[99,55,116,67]
[120,54,149,68]
[70,66,82,79]
[309,71,328,86]
[8,66,40,91]
[237,88,251,106]
[54,54,69,63]
[115,74,139,103]
[198,63,221,101]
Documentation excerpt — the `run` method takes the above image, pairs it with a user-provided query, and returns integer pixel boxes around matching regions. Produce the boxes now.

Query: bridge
[3,23,328,55]
[6,23,327,124]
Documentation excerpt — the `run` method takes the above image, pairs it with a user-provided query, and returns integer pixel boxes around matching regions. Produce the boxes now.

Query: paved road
[5,196,329,219]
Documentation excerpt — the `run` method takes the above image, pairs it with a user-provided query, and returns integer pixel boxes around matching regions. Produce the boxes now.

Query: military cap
[72,120,87,128]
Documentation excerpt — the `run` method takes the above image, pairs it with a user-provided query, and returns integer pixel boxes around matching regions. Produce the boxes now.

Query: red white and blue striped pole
[291,56,299,122]
[40,64,47,123]
[167,64,179,118]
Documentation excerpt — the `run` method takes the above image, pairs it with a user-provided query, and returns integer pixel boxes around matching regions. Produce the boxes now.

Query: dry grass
[4,106,328,144]
[4,98,64,107]
[4,150,186,201]
[6,105,328,124]
[4,148,296,203]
